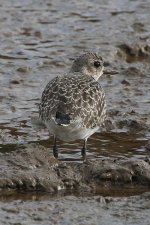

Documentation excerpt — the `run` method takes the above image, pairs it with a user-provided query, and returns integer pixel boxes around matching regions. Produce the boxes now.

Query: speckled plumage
[39,73,106,129]
[39,52,106,158]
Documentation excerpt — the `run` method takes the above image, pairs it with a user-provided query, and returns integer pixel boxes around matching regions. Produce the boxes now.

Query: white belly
[45,119,99,142]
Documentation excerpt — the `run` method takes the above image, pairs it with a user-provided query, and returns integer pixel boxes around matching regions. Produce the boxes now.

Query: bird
[39,52,107,158]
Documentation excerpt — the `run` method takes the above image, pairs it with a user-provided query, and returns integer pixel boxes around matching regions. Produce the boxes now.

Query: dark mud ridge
[0,144,150,193]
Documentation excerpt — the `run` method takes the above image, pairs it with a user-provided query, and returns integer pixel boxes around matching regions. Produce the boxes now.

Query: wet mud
[0,193,150,225]
[0,0,150,224]
[0,143,150,193]
[0,144,150,225]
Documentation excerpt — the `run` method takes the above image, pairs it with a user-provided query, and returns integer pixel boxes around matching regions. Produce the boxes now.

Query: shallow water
[38,132,148,162]
[0,129,148,161]
[0,0,150,224]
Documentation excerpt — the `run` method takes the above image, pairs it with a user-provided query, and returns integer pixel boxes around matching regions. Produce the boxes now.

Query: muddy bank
[0,193,150,225]
[0,143,150,193]
[0,0,150,163]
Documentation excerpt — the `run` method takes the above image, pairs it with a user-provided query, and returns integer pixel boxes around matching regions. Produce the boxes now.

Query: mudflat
[0,0,150,224]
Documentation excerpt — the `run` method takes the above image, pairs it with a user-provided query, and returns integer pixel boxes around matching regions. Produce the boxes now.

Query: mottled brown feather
[39,72,106,129]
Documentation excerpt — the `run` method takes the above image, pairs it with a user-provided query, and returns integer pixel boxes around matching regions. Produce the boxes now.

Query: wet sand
[0,0,150,224]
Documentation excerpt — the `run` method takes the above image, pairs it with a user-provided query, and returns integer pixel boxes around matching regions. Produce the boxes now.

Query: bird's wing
[39,74,106,128]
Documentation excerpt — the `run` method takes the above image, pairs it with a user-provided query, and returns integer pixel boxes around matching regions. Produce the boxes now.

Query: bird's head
[70,52,104,81]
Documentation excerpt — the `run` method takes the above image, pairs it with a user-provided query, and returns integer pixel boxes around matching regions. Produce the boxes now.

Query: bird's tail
[55,111,71,126]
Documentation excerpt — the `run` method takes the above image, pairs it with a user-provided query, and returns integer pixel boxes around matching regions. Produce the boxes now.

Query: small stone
[121,79,130,85]
[17,66,30,73]
[10,80,20,84]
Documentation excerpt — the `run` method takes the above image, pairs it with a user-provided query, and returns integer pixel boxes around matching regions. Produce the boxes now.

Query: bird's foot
[53,146,58,158]
[81,147,86,159]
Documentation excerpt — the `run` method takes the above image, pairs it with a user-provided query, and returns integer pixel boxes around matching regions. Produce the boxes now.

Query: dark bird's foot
[53,137,58,158]
[53,146,58,158]
[81,140,87,158]
[81,147,86,159]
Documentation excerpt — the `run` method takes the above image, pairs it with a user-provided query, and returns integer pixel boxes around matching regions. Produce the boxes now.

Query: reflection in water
[39,132,148,162]
[1,185,150,202]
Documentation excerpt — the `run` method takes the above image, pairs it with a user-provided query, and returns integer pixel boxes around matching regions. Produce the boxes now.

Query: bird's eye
[94,61,101,68]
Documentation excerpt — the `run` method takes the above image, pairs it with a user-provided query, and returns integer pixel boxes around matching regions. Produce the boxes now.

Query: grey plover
[39,53,106,158]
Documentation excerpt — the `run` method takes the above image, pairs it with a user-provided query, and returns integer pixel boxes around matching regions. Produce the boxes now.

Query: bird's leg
[53,136,58,158]
[81,139,87,158]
